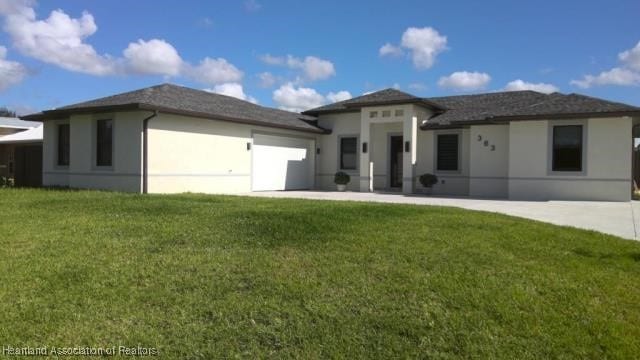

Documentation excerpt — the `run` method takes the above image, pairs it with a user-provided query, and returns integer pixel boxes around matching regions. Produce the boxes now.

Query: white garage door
[252,134,314,191]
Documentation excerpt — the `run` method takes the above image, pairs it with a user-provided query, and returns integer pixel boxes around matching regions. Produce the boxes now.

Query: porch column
[402,110,418,194]
[359,112,372,192]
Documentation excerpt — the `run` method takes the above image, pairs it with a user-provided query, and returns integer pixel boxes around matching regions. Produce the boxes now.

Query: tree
[0,107,17,117]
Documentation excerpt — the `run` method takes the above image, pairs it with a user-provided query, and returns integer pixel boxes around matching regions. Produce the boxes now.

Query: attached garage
[251,133,315,191]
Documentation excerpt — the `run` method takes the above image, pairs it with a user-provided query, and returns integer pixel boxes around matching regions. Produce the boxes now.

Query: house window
[340,137,357,170]
[395,109,404,117]
[382,110,391,117]
[96,119,113,167]
[436,134,459,171]
[552,125,582,172]
[369,111,378,118]
[57,124,70,166]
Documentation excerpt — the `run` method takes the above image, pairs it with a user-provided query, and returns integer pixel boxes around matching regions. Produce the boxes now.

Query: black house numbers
[477,134,496,151]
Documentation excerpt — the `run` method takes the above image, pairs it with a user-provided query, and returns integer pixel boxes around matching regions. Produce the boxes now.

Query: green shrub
[419,173,438,188]
[0,177,14,188]
[334,171,351,185]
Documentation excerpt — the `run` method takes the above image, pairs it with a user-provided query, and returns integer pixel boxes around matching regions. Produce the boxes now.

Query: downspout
[632,123,640,194]
[142,110,158,194]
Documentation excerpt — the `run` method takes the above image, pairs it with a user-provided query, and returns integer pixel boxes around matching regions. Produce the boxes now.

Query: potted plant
[334,171,350,191]
[419,173,438,195]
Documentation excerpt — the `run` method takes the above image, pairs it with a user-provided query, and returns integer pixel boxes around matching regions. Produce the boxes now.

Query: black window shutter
[437,134,459,171]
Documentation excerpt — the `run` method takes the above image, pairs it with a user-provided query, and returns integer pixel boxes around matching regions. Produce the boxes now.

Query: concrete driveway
[245,191,640,241]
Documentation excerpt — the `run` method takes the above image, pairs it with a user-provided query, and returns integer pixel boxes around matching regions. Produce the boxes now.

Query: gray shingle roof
[23,84,326,133]
[304,88,640,127]
[424,91,640,127]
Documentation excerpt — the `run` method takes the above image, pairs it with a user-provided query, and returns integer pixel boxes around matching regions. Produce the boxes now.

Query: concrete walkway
[245,191,640,241]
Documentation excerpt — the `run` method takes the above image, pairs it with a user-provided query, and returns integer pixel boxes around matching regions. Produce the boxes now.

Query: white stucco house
[23,84,640,201]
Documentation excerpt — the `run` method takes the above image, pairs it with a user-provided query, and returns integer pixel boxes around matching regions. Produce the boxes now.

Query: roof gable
[303,88,444,114]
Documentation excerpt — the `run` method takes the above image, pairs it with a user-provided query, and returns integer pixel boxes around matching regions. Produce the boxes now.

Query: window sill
[548,170,586,177]
[435,169,461,174]
[92,166,115,172]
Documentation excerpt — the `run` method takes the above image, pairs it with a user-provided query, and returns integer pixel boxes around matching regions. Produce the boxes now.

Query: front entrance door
[389,135,403,188]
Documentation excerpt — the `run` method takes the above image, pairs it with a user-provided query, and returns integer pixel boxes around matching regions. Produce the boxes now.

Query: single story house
[0,117,43,187]
[23,84,640,201]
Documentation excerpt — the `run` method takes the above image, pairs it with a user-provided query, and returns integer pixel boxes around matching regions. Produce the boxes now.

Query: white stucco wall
[316,111,361,191]
[316,104,424,192]
[43,112,143,192]
[147,113,317,194]
[508,117,632,201]
[42,119,70,187]
[469,124,510,198]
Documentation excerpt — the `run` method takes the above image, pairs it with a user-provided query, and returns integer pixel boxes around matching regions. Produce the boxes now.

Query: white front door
[251,134,314,191]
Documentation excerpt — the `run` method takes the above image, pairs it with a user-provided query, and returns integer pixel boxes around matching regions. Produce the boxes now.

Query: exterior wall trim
[148,173,251,177]
[91,116,115,171]
[44,171,139,177]
[53,121,70,171]
[337,134,360,172]
[433,129,463,175]
[546,119,588,176]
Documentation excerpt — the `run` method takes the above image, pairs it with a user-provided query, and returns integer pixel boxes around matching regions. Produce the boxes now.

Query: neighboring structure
[23,84,640,201]
[0,118,43,187]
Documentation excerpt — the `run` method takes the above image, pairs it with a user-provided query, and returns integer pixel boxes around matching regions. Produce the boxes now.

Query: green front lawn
[1,188,639,358]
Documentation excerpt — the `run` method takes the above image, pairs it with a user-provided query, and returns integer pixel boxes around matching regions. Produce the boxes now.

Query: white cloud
[379,43,403,57]
[326,90,352,103]
[0,45,27,91]
[294,56,335,81]
[1,2,115,75]
[259,54,284,66]
[205,83,257,103]
[187,57,243,85]
[257,72,277,88]
[272,83,350,112]
[408,82,427,91]
[503,79,559,94]
[0,0,246,85]
[571,41,640,88]
[438,71,491,91]
[196,17,213,29]
[273,83,326,112]
[571,67,640,88]
[381,27,447,70]
[123,39,183,76]
[402,27,447,69]
[0,0,33,17]
[260,54,335,82]
[244,0,261,12]
[619,41,640,71]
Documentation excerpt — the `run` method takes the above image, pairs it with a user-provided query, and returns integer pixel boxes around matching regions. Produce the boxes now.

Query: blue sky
[0,0,639,114]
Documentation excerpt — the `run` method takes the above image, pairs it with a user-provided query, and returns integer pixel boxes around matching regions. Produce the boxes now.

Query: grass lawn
[1,188,640,358]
